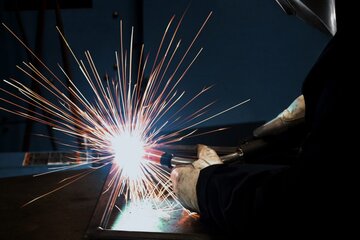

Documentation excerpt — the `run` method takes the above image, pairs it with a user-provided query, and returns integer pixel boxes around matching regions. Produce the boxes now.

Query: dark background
[0,0,330,153]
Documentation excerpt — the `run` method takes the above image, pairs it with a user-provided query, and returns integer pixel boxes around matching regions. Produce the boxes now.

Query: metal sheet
[107,198,204,234]
[85,163,216,240]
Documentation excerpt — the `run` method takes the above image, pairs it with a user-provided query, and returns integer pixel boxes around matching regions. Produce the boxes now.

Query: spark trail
[0,12,249,210]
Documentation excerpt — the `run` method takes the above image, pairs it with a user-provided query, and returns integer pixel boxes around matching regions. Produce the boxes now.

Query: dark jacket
[197,4,350,235]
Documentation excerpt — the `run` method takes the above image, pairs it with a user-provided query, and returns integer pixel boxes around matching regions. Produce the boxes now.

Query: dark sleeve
[196,163,302,233]
[196,24,350,235]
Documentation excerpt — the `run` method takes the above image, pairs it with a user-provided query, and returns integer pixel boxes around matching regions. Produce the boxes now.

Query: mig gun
[145,138,269,168]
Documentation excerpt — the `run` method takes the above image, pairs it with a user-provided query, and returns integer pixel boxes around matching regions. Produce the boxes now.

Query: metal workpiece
[85,163,214,240]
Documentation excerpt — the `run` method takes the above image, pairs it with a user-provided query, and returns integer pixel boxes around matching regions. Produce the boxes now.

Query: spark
[0,12,249,212]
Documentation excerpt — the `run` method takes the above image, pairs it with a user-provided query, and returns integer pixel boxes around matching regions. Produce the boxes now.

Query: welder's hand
[171,144,222,212]
[253,95,305,137]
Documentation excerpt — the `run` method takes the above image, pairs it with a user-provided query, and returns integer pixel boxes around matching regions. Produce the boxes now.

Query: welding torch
[145,138,268,168]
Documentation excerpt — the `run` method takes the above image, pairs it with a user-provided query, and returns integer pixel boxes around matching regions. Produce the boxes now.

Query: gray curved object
[276,0,337,35]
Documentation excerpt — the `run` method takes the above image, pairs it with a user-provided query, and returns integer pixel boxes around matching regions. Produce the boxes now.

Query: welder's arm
[172,146,299,232]
[196,163,295,232]
[171,145,223,212]
[253,95,305,137]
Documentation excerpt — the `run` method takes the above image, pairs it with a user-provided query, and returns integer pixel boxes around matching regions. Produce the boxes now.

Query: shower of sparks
[0,12,249,210]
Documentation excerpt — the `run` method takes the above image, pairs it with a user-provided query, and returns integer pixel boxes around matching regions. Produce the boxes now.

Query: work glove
[171,144,223,212]
[253,95,305,138]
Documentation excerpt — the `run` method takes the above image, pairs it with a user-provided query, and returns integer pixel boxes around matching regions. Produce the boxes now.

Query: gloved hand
[253,95,305,138]
[171,144,222,212]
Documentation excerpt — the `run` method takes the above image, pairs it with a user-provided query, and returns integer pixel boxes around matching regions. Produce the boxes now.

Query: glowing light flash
[110,131,145,180]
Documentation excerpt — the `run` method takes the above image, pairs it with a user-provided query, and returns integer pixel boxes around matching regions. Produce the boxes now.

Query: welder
[171,0,350,235]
